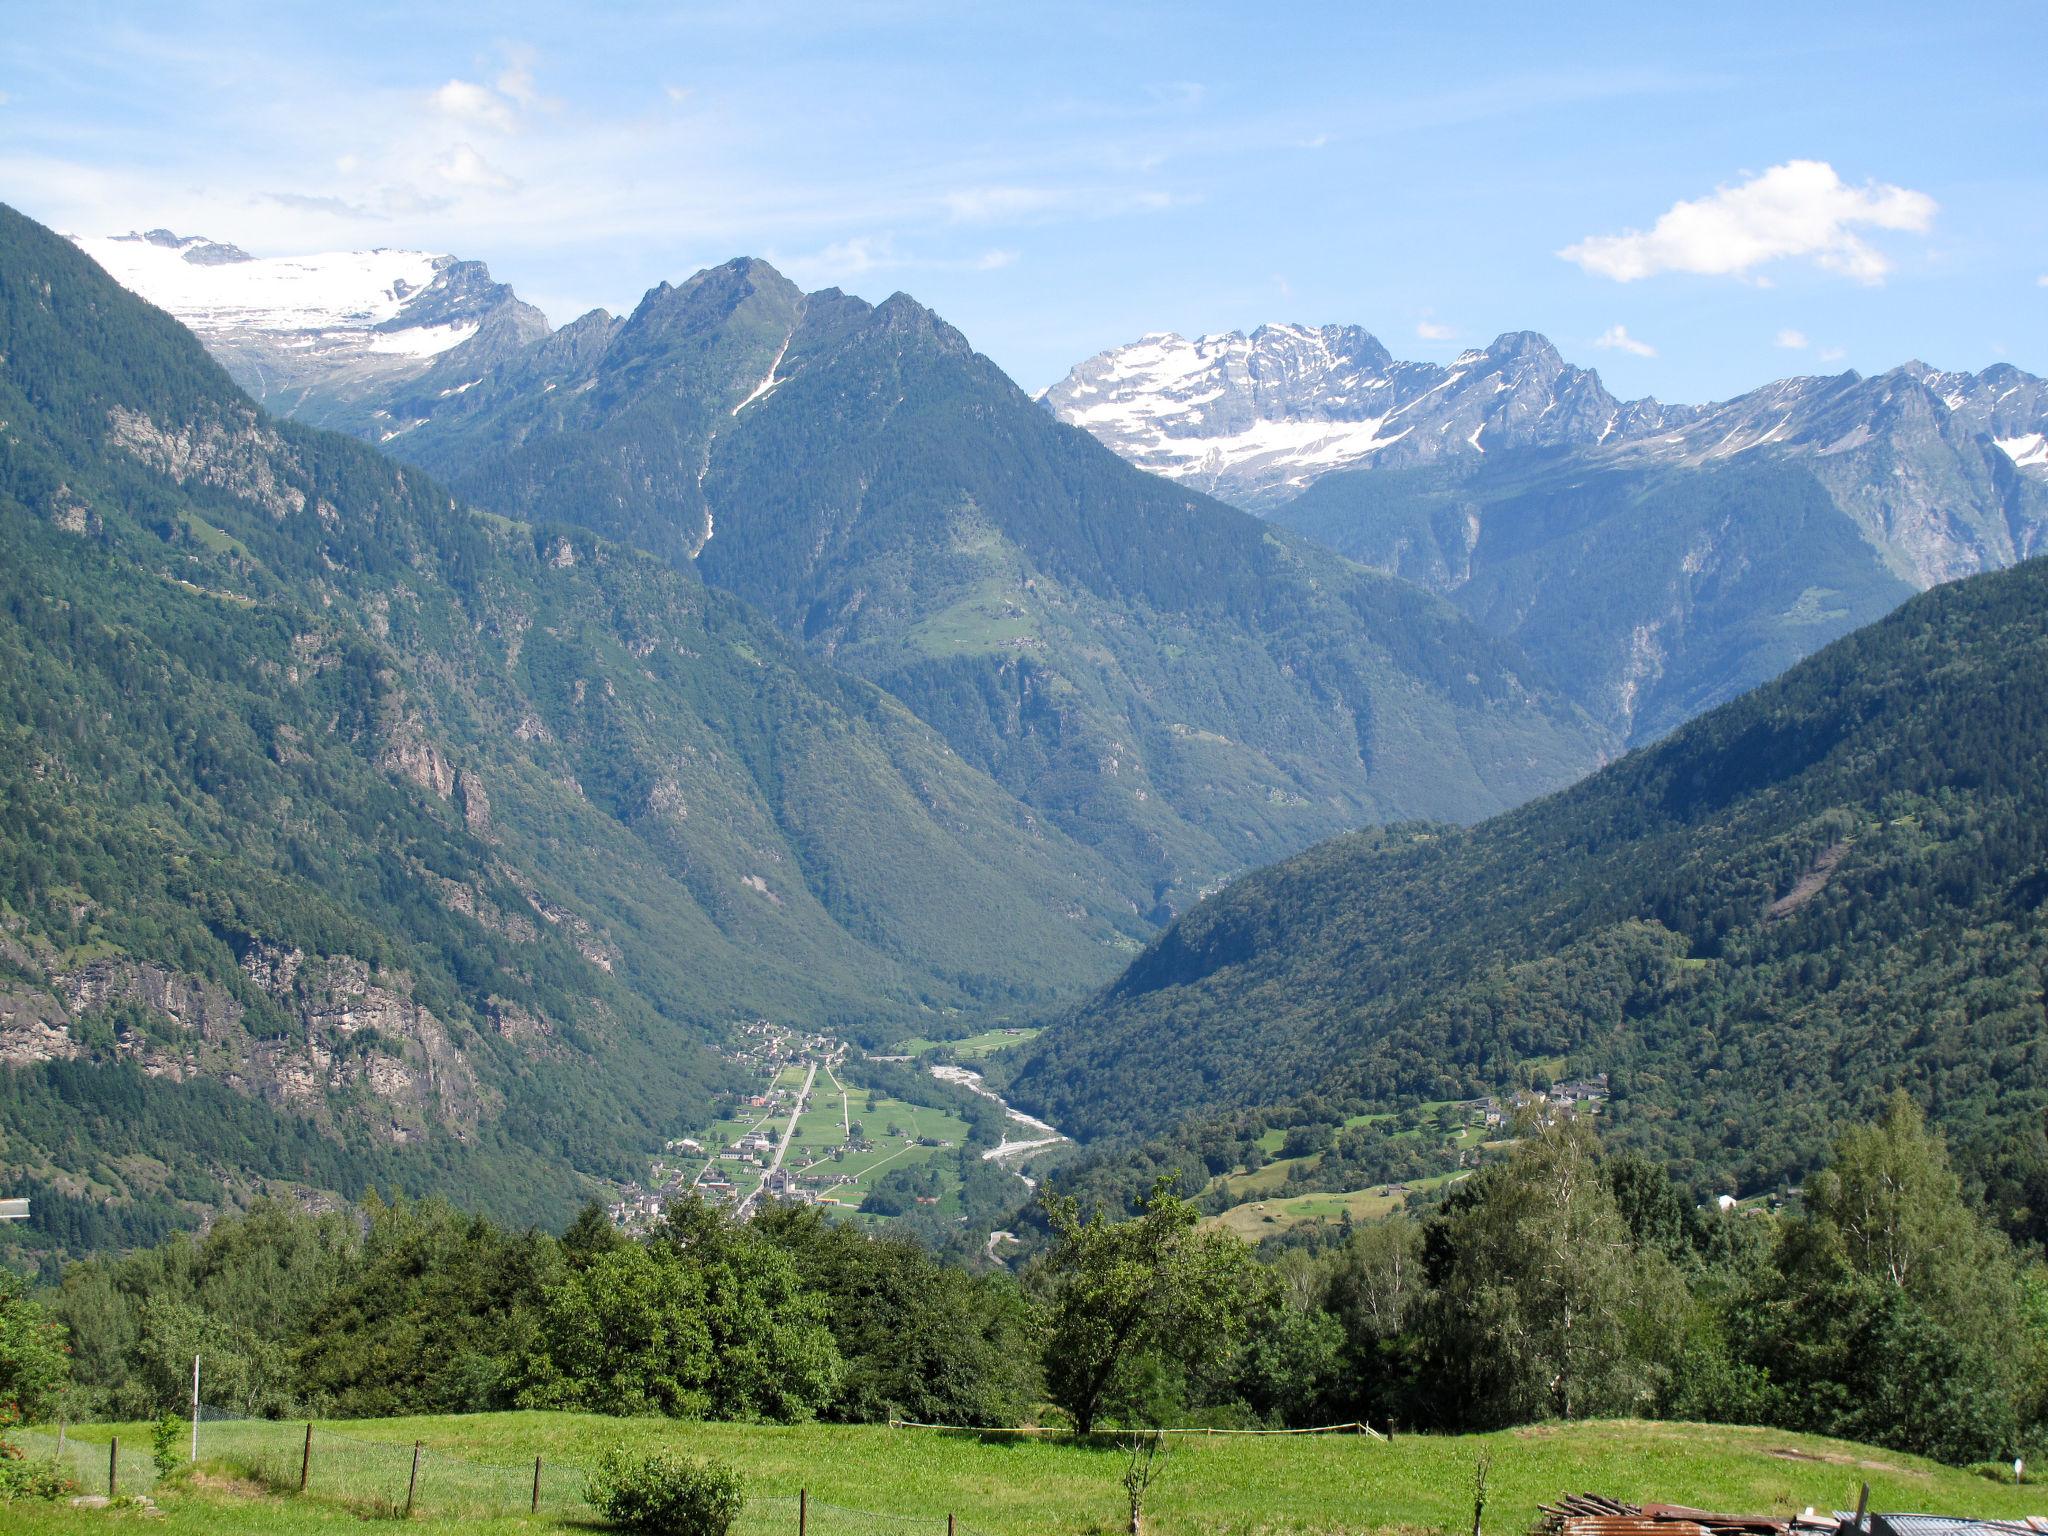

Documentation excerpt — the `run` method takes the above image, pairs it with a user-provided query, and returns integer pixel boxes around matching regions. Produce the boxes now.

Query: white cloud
[436,143,516,191]
[1416,319,1455,341]
[431,79,515,134]
[1592,323,1656,357]
[2038,274,2048,288]
[1818,346,1847,363]
[1560,160,1936,285]
[1775,328,1809,350]
[496,58,540,110]
[974,249,1018,270]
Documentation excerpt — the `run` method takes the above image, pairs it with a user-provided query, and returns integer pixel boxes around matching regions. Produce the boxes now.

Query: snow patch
[732,332,793,416]
[1995,433,2048,470]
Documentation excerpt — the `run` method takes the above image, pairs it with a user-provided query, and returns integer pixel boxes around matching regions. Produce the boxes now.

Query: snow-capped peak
[69,228,549,435]
[1042,322,1673,512]
[75,230,473,346]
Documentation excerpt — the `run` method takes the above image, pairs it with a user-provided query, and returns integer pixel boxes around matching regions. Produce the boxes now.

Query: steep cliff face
[362,263,1613,917]
[2,947,490,1144]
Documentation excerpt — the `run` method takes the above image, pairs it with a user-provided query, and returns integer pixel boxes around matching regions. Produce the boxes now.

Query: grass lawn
[13,1415,2043,1536]
[1213,1150,1321,1200]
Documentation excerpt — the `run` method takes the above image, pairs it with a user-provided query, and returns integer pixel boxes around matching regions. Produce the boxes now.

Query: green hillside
[0,203,1151,1259]
[390,261,1611,917]
[1009,552,2048,1195]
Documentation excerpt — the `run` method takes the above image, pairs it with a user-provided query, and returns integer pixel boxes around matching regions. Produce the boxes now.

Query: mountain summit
[1039,323,1689,512]
[373,260,1613,916]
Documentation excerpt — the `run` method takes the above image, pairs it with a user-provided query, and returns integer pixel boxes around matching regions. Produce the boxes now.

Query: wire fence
[15,1424,159,1499]
[888,1416,1387,1439]
[14,1413,999,1533]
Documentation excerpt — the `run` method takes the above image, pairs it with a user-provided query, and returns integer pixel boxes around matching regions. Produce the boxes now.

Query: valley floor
[15,1414,2046,1536]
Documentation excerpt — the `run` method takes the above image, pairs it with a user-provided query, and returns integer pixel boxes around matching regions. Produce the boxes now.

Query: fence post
[300,1423,312,1493]
[109,1436,118,1499]
[406,1441,421,1517]
[800,1487,808,1536]
[190,1353,200,1463]
[949,1513,956,1536]
[533,1456,543,1515]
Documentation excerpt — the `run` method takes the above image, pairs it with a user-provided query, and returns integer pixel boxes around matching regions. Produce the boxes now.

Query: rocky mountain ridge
[3,203,1155,1250]
[371,257,1613,916]
[1039,323,1695,512]
[1043,326,2048,562]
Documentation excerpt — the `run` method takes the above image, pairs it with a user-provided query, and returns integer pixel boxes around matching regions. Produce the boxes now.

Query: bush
[0,1413,76,1503]
[583,1446,745,1536]
[152,1410,184,1476]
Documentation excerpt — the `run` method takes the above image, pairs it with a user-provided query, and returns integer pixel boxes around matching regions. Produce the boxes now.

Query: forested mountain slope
[1008,553,2048,1194]
[382,260,1611,916]
[0,204,1147,1259]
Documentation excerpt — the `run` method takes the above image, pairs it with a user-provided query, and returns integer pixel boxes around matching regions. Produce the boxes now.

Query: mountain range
[1049,326,2048,742]
[1040,325,1690,512]
[33,212,2048,1244]
[1,204,1162,1253]
[93,232,2048,757]
[211,246,1609,916]
[71,228,547,437]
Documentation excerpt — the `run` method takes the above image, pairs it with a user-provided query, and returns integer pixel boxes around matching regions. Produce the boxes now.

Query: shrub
[151,1410,184,1476]
[583,1445,744,1536]
[0,1412,76,1503]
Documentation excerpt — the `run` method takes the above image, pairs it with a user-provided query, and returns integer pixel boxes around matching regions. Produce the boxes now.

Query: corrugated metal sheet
[1869,1516,2042,1536]
[1561,1517,1709,1536]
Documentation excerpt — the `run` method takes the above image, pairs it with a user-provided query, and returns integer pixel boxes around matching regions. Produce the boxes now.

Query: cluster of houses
[1478,1072,1610,1127]
[607,1020,812,1231]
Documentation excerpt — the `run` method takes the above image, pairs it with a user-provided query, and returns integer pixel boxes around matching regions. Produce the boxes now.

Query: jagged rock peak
[1043,321,1672,511]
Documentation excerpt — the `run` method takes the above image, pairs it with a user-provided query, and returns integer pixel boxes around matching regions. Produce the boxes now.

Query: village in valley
[606,1021,1031,1234]
[606,1045,1629,1243]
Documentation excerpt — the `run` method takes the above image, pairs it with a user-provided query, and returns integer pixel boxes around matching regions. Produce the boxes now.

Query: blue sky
[3,1,2042,399]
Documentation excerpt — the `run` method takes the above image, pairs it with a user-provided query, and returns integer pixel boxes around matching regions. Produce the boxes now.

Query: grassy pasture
[14,1414,2045,1536]
[892,1027,1044,1061]
[1210,1171,1467,1239]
